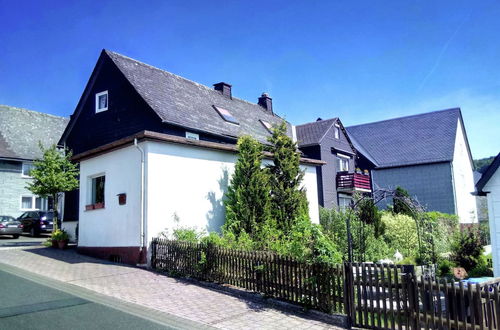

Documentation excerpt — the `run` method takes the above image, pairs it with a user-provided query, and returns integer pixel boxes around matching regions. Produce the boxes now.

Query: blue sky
[1,1,499,158]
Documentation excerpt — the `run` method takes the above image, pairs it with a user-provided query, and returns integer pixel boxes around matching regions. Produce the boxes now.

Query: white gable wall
[452,119,478,223]
[484,168,500,276]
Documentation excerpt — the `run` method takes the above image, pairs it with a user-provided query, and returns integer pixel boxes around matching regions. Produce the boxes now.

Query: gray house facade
[0,105,68,217]
[297,118,369,209]
[347,108,477,223]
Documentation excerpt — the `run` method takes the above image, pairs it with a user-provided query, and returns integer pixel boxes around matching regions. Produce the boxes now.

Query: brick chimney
[258,93,273,113]
[213,82,232,99]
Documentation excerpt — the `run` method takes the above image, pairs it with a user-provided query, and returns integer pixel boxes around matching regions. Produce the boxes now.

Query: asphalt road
[0,234,49,248]
[0,267,190,330]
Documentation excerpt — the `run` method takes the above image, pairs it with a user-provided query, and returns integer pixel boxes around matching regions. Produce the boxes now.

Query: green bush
[468,254,494,277]
[393,186,414,217]
[320,207,348,259]
[381,212,418,259]
[424,211,459,255]
[173,228,203,243]
[451,229,484,271]
[437,258,455,277]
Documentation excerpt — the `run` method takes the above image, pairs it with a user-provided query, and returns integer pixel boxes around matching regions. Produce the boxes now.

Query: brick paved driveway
[0,246,344,329]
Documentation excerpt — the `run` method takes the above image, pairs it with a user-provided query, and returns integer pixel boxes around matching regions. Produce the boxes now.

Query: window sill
[85,203,105,211]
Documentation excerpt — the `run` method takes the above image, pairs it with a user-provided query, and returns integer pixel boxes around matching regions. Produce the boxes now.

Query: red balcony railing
[336,172,371,192]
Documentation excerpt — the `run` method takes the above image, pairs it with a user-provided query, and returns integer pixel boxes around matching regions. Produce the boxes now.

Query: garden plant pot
[51,240,58,248]
[57,239,69,249]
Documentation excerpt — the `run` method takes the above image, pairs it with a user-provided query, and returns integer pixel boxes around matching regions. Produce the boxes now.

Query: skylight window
[213,105,239,125]
[260,120,273,133]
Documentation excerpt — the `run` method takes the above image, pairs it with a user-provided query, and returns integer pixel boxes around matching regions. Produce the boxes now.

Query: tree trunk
[53,193,58,232]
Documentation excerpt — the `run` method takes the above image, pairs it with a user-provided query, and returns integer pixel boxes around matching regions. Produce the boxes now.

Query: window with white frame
[20,195,47,210]
[22,162,35,177]
[185,131,199,140]
[90,175,105,205]
[338,195,352,211]
[336,154,349,172]
[334,125,340,139]
[95,91,108,113]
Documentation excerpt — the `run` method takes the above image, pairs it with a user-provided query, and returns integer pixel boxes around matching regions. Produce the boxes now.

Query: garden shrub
[381,212,418,259]
[173,227,203,243]
[392,186,414,217]
[468,254,494,277]
[437,258,455,277]
[451,229,484,271]
[320,207,348,259]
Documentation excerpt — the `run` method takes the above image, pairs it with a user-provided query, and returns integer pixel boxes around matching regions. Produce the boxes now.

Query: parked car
[17,211,57,237]
[0,215,23,238]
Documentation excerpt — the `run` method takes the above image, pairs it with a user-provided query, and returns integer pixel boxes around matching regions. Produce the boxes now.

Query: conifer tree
[267,121,309,233]
[393,186,414,217]
[224,136,271,238]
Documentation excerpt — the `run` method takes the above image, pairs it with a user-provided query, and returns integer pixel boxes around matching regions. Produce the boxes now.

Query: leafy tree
[224,136,271,238]
[393,186,414,217]
[267,121,309,233]
[26,144,79,231]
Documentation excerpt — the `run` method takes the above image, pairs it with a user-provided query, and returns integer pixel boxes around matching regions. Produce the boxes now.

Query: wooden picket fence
[151,239,500,329]
[346,263,500,330]
[151,238,346,314]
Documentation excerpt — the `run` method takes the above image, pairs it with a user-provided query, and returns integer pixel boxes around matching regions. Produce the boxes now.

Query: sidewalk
[0,246,344,329]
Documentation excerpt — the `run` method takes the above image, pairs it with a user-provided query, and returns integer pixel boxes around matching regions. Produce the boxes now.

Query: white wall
[145,141,320,244]
[452,119,478,223]
[484,168,500,276]
[78,145,142,247]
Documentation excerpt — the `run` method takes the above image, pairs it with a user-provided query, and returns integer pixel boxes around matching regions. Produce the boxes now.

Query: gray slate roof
[0,105,69,160]
[295,118,338,146]
[105,50,290,143]
[476,153,500,195]
[346,108,461,168]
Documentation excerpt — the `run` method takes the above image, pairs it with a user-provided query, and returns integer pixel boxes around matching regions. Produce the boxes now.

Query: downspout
[134,138,146,265]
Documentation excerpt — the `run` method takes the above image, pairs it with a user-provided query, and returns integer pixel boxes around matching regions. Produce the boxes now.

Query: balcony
[336,172,372,193]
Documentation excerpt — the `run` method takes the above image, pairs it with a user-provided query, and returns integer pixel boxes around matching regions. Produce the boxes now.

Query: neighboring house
[347,108,478,223]
[0,105,68,217]
[60,50,323,265]
[476,153,500,276]
[296,118,370,209]
[474,170,489,224]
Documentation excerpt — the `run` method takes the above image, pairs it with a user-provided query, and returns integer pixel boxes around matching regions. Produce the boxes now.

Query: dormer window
[95,91,108,113]
[185,132,199,140]
[213,105,239,125]
[260,120,273,133]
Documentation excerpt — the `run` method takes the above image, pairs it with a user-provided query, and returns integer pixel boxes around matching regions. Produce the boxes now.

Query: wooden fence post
[151,238,157,269]
[343,262,354,328]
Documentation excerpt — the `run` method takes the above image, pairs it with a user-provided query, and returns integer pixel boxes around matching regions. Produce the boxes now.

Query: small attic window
[95,91,108,113]
[260,120,273,133]
[213,105,239,125]
[334,124,340,139]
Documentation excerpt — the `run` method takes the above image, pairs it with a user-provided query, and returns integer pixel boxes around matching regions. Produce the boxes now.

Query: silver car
[0,216,23,238]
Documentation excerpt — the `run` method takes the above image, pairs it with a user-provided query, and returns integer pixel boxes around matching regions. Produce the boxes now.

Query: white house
[74,131,322,265]
[476,153,500,276]
[59,50,323,265]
